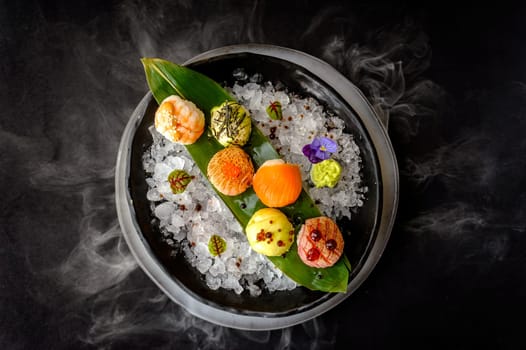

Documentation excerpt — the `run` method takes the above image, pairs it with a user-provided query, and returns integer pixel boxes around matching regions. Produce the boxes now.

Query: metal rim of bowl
[115,44,399,330]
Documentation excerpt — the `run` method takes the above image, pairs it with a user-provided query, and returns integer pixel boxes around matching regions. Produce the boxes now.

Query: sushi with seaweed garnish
[210,100,252,147]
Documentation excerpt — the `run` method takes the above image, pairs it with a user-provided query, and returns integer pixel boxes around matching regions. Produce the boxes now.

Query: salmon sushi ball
[252,159,303,208]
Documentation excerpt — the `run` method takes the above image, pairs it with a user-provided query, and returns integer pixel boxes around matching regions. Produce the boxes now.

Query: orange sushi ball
[207,146,254,196]
[252,159,302,207]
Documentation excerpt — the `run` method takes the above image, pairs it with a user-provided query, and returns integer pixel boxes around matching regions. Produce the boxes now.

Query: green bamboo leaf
[141,58,349,292]
[141,57,232,110]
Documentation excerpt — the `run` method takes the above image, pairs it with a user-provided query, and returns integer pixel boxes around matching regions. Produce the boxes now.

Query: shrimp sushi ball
[154,95,205,145]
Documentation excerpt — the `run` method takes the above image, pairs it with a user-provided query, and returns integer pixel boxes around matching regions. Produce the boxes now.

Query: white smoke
[318,20,443,137]
[13,1,495,348]
[402,82,526,266]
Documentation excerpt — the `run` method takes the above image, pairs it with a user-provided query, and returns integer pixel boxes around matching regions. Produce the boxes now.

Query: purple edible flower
[302,137,338,163]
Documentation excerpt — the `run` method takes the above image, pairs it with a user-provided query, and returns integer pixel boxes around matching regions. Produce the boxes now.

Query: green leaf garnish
[168,169,194,194]
[208,235,227,257]
[266,101,283,120]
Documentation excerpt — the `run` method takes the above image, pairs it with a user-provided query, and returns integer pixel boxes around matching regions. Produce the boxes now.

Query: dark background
[2,1,525,349]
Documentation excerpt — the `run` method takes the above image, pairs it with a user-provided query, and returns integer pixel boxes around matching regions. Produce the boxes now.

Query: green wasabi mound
[310,159,342,188]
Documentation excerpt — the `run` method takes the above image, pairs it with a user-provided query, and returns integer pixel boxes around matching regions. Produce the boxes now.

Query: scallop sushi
[297,216,344,268]
[252,159,302,208]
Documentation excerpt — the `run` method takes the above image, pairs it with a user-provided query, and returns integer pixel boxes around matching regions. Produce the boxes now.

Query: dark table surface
[2,1,526,349]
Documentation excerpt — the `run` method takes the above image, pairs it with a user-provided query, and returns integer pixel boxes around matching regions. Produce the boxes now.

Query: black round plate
[116,45,398,329]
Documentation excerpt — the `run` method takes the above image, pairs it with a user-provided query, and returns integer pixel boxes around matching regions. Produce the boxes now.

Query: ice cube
[154,202,176,220]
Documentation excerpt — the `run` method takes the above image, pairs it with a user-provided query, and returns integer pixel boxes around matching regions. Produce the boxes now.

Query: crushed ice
[142,73,366,296]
